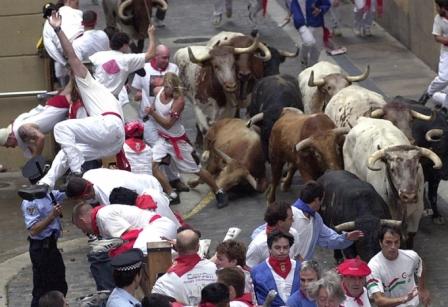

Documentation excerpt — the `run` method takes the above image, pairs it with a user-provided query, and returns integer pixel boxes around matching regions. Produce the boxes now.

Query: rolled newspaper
[223,227,242,241]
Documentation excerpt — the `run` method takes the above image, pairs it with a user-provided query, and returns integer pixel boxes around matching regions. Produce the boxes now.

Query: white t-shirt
[123,141,153,175]
[90,50,146,96]
[42,5,83,65]
[367,250,422,307]
[83,168,162,205]
[341,287,371,307]
[140,188,181,227]
[73,29,110,61]
[74,71,123,117]
[266,259,297,303]
[433,15,448,53]
[96,204,156,238]
[246,228,301,268]
[152,259,218,305]
[291,207,314,259]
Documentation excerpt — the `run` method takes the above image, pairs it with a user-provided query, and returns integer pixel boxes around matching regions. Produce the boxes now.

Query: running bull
[343,117,442,247]
[267,110,348,203]
[317,170,401,262]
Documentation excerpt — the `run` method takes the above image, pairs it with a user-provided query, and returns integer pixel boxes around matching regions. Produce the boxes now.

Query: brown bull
[188,118,267,192]
[267,110,348,203]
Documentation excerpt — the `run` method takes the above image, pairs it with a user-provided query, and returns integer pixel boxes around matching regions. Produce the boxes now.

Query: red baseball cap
[337,258,371,277]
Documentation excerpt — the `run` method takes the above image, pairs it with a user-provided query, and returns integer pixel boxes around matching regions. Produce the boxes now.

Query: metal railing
[0,90,58,99]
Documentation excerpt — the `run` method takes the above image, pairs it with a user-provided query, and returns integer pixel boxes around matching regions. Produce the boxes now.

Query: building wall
[377,0,439,71]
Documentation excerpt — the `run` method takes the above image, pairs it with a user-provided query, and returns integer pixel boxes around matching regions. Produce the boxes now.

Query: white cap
[0,125,12,146]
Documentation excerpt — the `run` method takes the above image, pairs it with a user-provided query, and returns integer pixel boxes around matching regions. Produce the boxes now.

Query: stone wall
[377,0,439,71]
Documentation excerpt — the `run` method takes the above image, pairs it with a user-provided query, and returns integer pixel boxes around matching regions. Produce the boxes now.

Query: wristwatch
[54,26,61,33]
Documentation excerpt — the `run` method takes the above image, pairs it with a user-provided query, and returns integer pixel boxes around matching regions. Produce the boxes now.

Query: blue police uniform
[107,288,141,307]
[21,191,67,307]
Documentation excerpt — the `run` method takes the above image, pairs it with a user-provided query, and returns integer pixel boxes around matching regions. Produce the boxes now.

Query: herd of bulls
[170,31,448,262]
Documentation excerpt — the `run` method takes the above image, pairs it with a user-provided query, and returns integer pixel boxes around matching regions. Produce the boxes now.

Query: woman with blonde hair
[145,72,228,208]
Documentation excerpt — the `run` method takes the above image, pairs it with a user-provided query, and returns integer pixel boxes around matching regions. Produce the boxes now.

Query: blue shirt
[106,287,141,307]
[21,191,65,240]
[287,290,316,307]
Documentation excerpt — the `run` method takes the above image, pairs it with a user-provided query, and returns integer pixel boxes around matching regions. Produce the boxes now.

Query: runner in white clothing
[145,73,228,208]
[366,225,430,307]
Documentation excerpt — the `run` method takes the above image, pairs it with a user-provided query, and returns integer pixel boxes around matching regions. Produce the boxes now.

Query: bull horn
[295,137,313,153]
[234,34,260,55]
[152,0,168,11]
[410,110,432,121]
[419,147,443,169]
[245,173,258,190]
[201,150,210,162]
[332,127,350,136]
[425,129,444,142]
[188,47,211,64]
[255,42,272,62]
[118,0,133,21]
[370,108,384,118]
[346,65,370,82]
[277,48,299,58]
[246,113,263,127]
[308,71,325,87]
[214,147,233,164]
[380,219,402,227]
[367,148,386,171]
[334,221,355,232]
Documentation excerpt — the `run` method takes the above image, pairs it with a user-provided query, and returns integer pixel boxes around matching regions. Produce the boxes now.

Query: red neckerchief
[167,254,202,277]
[115,149,131,171]
[366,0,383,15]
[233,293,254,306]
[150,58,168,72]
[90,205,105,235]
[125,138,146,153]
[46,95,70,108]
[343,283,364,306]
[268,256,292,279]
[69,99,85,119]
[266,225,277,235]
[135,194,157,210]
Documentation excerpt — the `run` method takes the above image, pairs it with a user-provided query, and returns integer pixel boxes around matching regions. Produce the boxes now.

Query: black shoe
[215,190,229,209]
[168,193,180,205]
[170,179,190,193]
[418,92,431,105]
[17,184,49,201]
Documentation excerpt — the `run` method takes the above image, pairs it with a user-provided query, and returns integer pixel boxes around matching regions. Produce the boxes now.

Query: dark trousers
[87,251,115,291]
[29,236,67,307]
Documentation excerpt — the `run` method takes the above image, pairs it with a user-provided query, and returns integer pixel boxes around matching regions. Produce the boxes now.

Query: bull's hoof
[432,216,446,225]
[187,179,200,189]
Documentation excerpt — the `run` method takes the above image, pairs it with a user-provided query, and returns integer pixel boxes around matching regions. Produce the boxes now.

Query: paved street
[3,0,448,306]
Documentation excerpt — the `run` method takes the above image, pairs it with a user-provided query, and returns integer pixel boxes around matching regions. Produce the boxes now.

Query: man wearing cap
[338,258,371,307]
[72,10,109,62]
[366,225,430,307]
[65,168,162,205]
[107,248,144,307]
[152,228,218,305]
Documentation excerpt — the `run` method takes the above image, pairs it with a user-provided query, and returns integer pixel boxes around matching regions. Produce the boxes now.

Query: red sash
[101,112,122,120]
[115,149,131,171]
[268,256,292,279]
[262,0,268,16]
[46,95,70,108]
[91,205,105,235]
[69,99,85,119]
[366,0,383,15]
[158,131,188,160]
[167,254,202,277]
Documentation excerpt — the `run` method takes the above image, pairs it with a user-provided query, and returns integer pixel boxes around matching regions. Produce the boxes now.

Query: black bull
[317,170,392,262]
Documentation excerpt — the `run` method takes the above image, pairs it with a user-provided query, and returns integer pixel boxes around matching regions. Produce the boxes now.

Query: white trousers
[214,0,232,16]
[353,0,376,31]
[299,26,324,71]
[428,50,448,107]
[39,115,125,188]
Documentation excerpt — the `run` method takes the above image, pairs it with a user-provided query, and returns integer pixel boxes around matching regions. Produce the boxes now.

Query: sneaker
[215,190,229,209]
[170,179,190,193]
[364,28,372,36]
[17,184,49,201]
[168,192,180,205]
[154,18,165,28]
[418,92,432,105]
[88,238,123,255]
[212,14,222,27]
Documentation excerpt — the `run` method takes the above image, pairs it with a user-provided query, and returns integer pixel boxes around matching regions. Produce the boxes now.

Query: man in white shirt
[246,201,301,268]
[338,258,371,307]
[73,10,109,61]
[152,228,217,305]
[42,0,83,86]
[366,225,430,307]
[65,168,162,205]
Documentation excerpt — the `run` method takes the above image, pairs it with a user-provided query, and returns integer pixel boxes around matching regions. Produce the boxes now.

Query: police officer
[21,189,67,307]
[107,248,144,307]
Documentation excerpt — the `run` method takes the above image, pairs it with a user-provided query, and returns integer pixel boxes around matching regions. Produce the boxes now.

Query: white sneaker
[354,28,361,36]
[88,238,123,254]
[364,28,372,36]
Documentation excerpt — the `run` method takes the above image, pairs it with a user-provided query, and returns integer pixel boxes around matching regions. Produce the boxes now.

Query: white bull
[299,61,369,114]
[343,117,442,247]
[325,85,386,128]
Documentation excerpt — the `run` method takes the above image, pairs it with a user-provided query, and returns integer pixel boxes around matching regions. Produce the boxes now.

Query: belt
[101,112,122,120]
[29,233,58,248]
[158,131,188,160]
[149,214,161,223]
